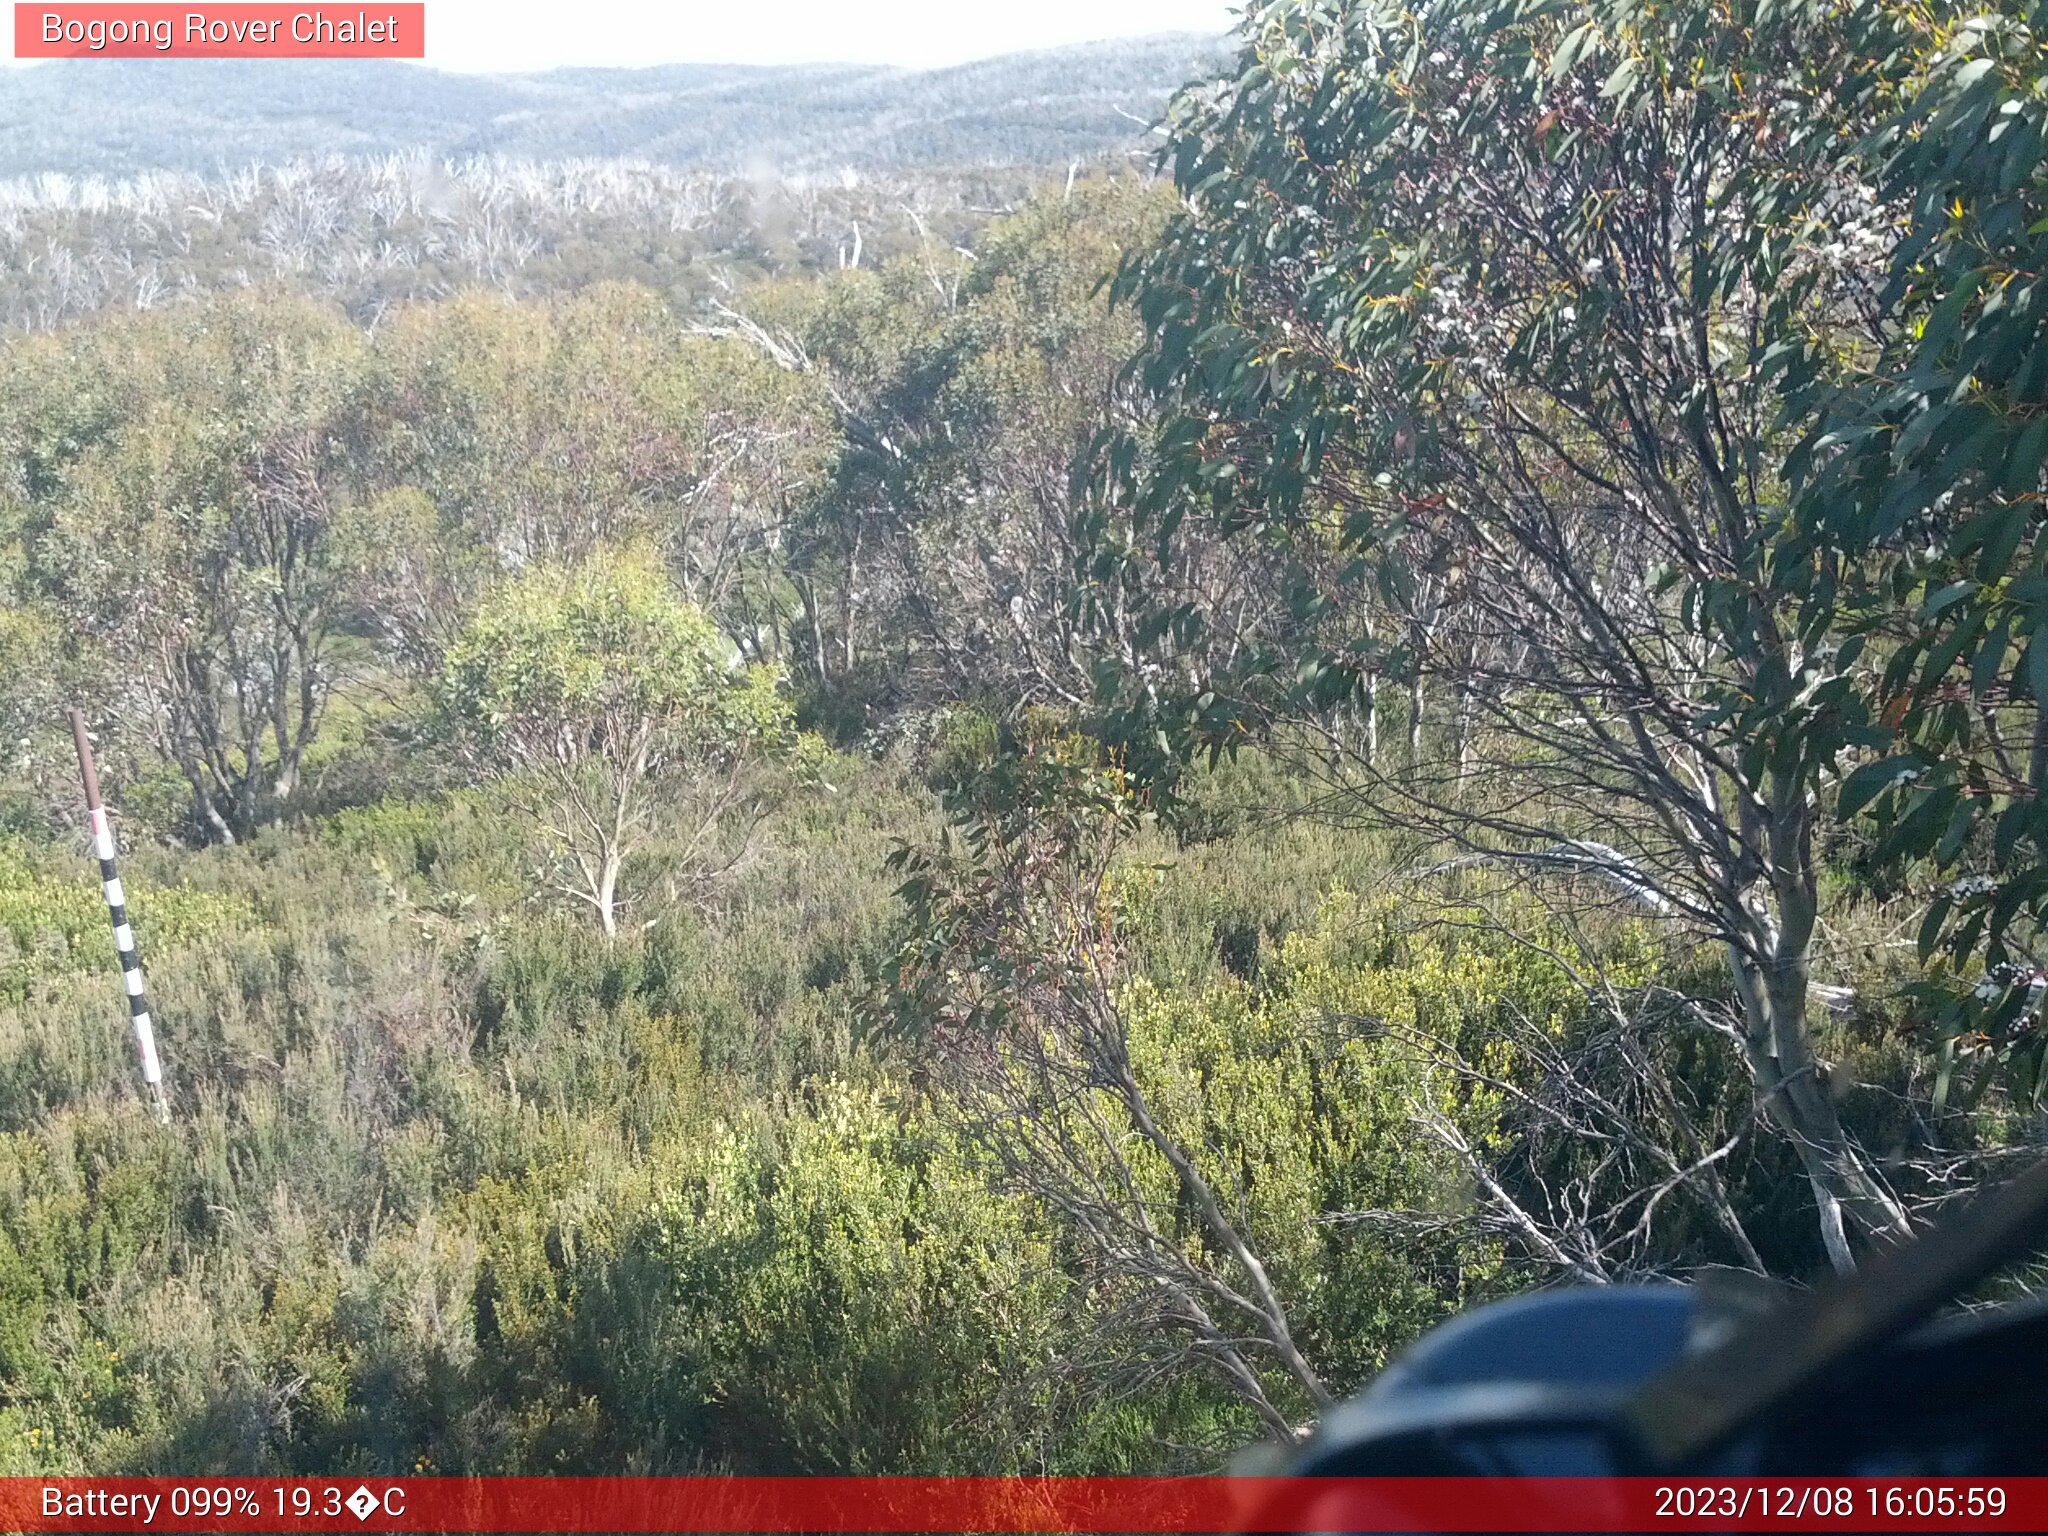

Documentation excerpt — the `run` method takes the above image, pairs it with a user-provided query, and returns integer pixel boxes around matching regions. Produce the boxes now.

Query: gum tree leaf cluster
[1787,4,2048,1106]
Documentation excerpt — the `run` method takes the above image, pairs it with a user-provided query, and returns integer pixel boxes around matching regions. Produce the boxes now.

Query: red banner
[14,5,424,58]
[1,1477,2040,1532]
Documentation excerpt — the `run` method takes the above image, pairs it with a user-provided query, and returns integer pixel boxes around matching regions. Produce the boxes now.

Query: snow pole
[68,709,170,1124]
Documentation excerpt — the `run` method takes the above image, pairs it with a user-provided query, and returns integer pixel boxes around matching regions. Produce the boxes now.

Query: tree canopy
[442,546,795,934]
[1082,0,1973,1266]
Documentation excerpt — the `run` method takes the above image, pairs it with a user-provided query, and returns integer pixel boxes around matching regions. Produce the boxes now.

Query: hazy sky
[434,0,1239,71]
[5,1,1241,71]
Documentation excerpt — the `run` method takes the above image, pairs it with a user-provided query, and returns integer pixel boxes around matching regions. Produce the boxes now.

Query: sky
[430,0,1240,72]
[5,0,1241,72]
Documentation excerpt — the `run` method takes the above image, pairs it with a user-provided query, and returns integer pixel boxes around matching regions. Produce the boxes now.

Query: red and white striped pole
[68,709,170,1124]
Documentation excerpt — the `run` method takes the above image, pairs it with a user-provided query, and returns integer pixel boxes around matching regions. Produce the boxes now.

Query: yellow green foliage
[0,843,256,1002]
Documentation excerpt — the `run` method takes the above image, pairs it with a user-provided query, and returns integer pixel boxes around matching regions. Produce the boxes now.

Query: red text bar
[15,4,424,58]
[3,1477,2043,1532]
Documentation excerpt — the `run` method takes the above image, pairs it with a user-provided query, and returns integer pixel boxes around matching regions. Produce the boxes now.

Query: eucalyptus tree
[359,284,836,677]
[798,186,1174,707]
[1787,4,2048,1114]
[723,182,1295,716]
[1088,0,1919,1268]
[4,291,368,842]
[441,546,798,937]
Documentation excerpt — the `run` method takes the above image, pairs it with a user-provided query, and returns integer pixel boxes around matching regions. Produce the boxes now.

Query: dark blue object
[1364,1287,1695,1390]
[1291,1283,2048,1480]
[1296,1288,1697,1478]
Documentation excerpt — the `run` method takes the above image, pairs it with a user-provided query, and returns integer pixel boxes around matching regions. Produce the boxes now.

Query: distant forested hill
[0,35,1225,178]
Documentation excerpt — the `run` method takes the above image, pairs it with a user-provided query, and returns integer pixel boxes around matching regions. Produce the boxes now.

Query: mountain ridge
[0,35,1227,178]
